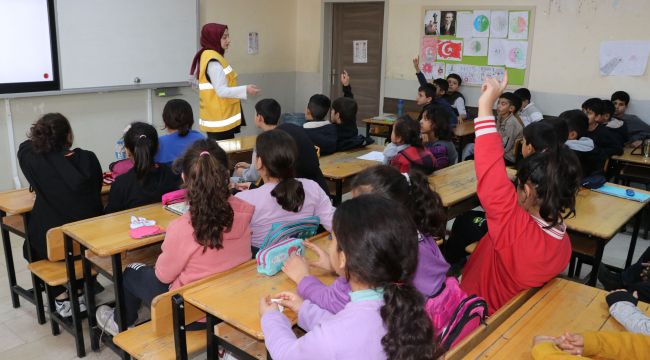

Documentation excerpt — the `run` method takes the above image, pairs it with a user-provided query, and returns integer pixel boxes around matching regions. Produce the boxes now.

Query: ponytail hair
[28,113,73,153]
[255,130,305,212]
[350,165,446,239]
[175,139,233,250]
[333,195,442,360]
[123,122,159,183]
[516,146,581,227]
[162,99,194,137]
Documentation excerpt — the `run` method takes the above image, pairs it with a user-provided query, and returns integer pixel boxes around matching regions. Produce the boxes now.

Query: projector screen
[0,0,59,94]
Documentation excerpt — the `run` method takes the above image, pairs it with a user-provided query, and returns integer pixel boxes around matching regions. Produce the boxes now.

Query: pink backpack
[424,277,487,350]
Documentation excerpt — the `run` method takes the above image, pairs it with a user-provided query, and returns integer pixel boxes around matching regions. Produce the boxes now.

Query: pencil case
[162,189,187,205]
[129,225,165,239]
[255,238,304,276]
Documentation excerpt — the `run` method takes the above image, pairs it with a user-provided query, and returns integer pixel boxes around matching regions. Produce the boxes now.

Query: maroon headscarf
[190,23,228,77]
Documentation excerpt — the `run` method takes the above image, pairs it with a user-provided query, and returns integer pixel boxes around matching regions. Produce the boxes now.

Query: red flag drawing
[437,40,463,61]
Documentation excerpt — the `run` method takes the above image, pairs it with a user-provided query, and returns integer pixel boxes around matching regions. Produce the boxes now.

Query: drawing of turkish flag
[437,40,463,61]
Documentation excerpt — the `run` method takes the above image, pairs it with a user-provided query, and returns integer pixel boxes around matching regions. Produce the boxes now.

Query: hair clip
[199,151,210,157]
[138,134,147,139]
[402,173,411,185]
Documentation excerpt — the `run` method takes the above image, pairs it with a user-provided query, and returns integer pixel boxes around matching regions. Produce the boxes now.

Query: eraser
[270,298,284,312]
[626,189,635,197]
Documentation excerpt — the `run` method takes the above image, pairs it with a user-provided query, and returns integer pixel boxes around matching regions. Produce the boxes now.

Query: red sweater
[460,116,572,314]
[155,196,254,290]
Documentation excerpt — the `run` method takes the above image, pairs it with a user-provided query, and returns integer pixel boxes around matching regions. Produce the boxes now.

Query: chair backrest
[46,227,81,261]
[150,260,253,336]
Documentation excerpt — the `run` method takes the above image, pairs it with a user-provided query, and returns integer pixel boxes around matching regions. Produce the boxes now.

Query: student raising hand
[478,73,508,117]
[413,56,421,73]
[340,70,350,87]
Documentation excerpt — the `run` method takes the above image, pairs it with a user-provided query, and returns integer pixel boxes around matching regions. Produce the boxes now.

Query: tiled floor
[0,214,648,359]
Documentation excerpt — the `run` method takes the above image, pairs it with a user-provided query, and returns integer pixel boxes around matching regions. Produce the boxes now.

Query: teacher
[190,23,260,140]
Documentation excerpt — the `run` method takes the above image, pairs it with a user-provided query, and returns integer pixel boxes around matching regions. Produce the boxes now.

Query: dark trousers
[115,264,169,326]
[444,211,488,265]
[622,246,650,302]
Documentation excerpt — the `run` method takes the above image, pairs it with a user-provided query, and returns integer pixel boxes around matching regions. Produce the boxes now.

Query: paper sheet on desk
[591,185,650,203]
[357,151,385,162]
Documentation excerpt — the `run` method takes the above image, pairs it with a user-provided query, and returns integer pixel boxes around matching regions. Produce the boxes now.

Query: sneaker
[54,296,87,318]
[96,305,119,336]
[597,263,624,291]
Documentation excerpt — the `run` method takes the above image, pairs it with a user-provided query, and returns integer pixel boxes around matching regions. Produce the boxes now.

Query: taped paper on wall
[353,40,368,64]
[464,38,488,57]
[599,41,650,76]
[438,39,463,61]
[488,38,507,66]
[490,11,508,38]
[472,10,491,38]
[456,11,473,39]
[504,40,528,69]
[508,11,529,40]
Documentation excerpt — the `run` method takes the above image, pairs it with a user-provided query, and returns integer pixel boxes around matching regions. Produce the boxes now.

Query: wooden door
[331,2,384,124]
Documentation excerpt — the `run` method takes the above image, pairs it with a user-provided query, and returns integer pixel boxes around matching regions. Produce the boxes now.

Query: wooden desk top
[463,278,650,359]
[611,146,650,166]
[183,233,336,340]
[0,185,110,215]
[565,183,649,240]
[216,135,257,154]
[61,203,178,257]
[362,117,396,126]
[429,161,515,208]
[453,121,475,137]
[320,145,385,180]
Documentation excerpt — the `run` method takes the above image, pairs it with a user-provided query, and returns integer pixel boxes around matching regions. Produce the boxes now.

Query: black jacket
[105,164,180,213]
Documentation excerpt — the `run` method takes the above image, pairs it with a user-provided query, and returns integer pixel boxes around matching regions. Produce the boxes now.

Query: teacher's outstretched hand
[191,23,261,140]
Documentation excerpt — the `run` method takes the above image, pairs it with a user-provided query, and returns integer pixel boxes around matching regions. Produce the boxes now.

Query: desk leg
[334,181,343,207]
[206,313,218,360]
[172,294,188,360]
[366,123,371,137]
[64,234,86,357]
[111,254,130,360]
[81,245,99,351]
[23,213,46,325]
[625,213,642,268]
[588,241,606,287]
[0,210,19,308]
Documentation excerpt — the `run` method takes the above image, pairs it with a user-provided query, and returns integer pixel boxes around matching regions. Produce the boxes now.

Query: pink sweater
[155,196,254,289]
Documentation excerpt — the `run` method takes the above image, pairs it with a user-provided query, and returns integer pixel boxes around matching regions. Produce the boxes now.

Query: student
[521,120,560,158]
[233,99,329,193]
[421,104,458,168]
[155,99,205,166]
[96,140,254,335]
[104,122,180,213]
[260,195,443,360]
[446,73,467,121]
[513,88,543,126]
[544,117,569,144]
[598,245,650,302]
[611,90,650,145]
[496,92,524,164]
[235,130,335,253]
[600,99,629,146]
[383,115,436,174]
[432,78,449,99]
[531,331,650,359]
[459,75,581,314]
[561,109,606,179]
[18,113,104,316]
[582,98,624,157]
[330,96,370,152]
[302,94,337,155]
[282,165,450,313]
[605,290,650,335]
[416,83,456,125]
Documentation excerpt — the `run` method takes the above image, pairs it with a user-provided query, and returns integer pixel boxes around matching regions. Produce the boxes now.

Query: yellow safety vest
[198,50,241,133]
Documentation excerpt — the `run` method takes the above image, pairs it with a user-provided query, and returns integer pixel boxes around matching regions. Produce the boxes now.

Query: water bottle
[397,99,405,117]
[114,138,127,160]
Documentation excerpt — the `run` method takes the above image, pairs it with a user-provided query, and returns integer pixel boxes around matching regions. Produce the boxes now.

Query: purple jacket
[261,299,386,360]
[298,234,449,313]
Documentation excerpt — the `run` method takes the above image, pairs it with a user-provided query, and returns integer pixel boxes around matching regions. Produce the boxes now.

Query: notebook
[591,184,650,203]
[164,201,189,215]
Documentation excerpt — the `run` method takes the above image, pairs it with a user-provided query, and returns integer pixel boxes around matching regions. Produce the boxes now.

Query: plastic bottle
[114,138,127,160]
[397,99,405,117]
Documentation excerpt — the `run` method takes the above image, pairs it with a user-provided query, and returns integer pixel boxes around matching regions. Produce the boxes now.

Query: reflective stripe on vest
[199,113,242,128]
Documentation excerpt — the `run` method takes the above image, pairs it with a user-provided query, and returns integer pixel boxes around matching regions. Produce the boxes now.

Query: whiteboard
[56,0,198,90]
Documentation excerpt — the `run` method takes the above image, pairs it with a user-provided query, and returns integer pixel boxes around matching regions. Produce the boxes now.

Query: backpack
[424,277,488,351]
[428,143,450,170]
[398,147,436,175]
[258,216,320,250]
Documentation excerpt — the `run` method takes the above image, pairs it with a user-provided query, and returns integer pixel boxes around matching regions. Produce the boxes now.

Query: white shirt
[206,60,247,100]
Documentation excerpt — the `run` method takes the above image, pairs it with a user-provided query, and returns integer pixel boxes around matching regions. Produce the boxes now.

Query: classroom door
[330,2,384,124]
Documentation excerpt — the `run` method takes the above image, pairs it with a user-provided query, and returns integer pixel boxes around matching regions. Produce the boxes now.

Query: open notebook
[164,201,189,215]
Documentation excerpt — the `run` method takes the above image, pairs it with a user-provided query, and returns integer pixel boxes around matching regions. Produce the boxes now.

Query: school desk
[362,117,395,139]
[428,160,516,220]
[611,146,650,167]
[61,202,177,359]
[181,233,336,360]
[216,134,258,167]
[319,144,385,205]
[460,277,649,359]
[564,183,648,285]
[0,184,110,326]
